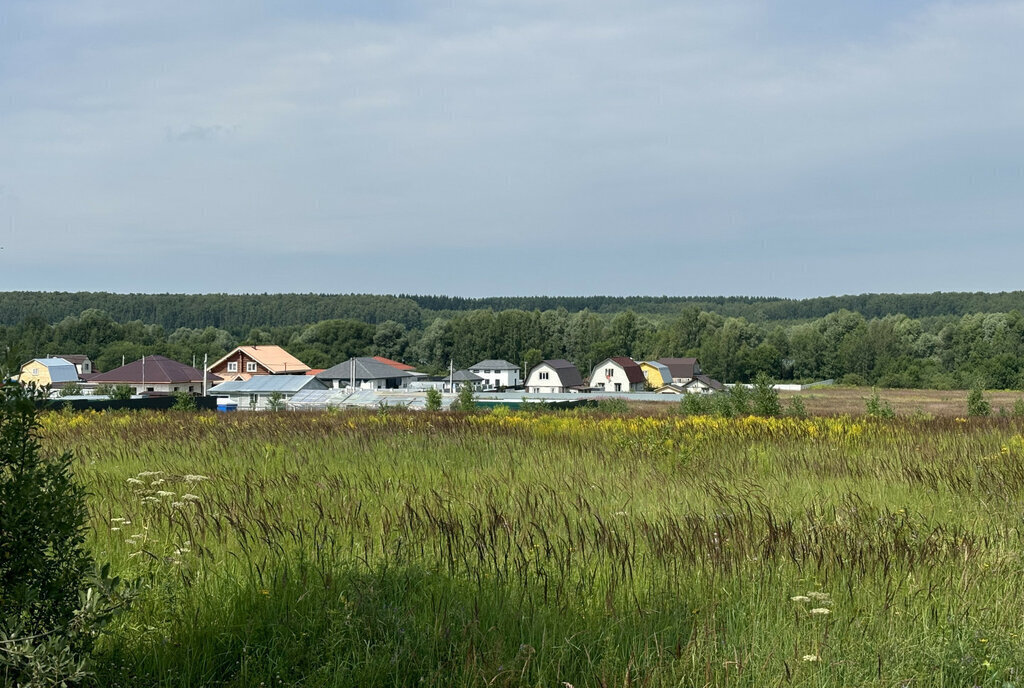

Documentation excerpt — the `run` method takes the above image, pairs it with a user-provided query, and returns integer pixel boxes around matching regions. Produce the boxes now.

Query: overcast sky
[2,0,1023,298]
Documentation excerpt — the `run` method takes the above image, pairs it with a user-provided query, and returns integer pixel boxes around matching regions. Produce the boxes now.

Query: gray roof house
[468,359,522,389]
[451,369,484,390]
[316,357,415,389]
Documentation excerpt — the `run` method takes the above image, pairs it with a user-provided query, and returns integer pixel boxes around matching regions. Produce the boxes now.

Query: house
[207,346,310,382]
[52,355,93,376]
[639,361,673,389]
[468,360,522,389]
[316,357,415,390]
[655,375,724,395]
[87,355,219,395]
[208,375,327,410]
[524,359,584,393]
[658,357,702,384]
[589,357,646,393]
[18,358,80,388]
[373,356,416,372]
[451,370,484,391]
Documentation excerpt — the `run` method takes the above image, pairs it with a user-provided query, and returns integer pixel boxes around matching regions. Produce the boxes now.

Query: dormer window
[227,362,238,372]
[246,362,258,373]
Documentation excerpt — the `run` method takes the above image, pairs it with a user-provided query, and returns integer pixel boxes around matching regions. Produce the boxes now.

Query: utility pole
[202,353,208,397]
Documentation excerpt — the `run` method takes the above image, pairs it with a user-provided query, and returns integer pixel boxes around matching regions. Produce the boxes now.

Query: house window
[605,368,614,377]
[614,383,622,391]
[246,362,258,373]
[249,394,259,406]
[539,371,549,380]
[146,387,154,392]
[227,362,238,372]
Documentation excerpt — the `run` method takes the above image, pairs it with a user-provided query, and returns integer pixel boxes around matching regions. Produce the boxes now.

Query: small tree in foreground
[1,373,133,684]
[450,384,476,412]
[752,373,781,417]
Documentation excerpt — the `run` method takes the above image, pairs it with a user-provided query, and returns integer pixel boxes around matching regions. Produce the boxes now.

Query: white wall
[525,363,567,393]
[469,366,521,389]
[589,360,644,393]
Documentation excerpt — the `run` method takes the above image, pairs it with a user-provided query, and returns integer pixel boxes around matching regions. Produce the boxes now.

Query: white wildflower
[174,548,191,555]
[171,501,185,509]
[790,595,810,603]
[141,496,160,504]
[150,478,165,486]
[809,608,830,615]
[155,490,174,498]
[181,493,201,502]
[184,474,210,483]
[126,478,144,485]
[111,517,127,523]
[137,471,163,478]
[110,527,121,532]
[802,654,819,662]
[807,592,830,601]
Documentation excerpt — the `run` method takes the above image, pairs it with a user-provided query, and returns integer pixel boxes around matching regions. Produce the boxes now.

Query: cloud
[1,0,1023,296]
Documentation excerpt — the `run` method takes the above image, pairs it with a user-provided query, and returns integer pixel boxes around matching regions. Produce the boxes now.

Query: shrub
[451,384,476,412]
[0,373,132,685]
[967,385,991,418]
[865,389,895,419]
[425,388,442,411]
[752,373,781,417]
[1012,399,1024,418]
[94,384,132,401]
[787,396,807,418]
[171,391,197,411]
[59,382,83,398]
[678,393,711,416]
[729,384,752,416]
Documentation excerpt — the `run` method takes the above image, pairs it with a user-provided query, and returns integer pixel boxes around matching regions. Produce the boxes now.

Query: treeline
[5,305,1024,389]
[8,291,1024,332]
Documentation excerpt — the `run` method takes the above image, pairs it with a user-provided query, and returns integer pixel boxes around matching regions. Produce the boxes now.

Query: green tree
[967,384,991,417]
[1,366,131,684]
[425,387,442,411]
[751,373,781,417]
[59,382,83,397]
[452,383,476,412]
[171,391,197,411]
[267,391,286,412]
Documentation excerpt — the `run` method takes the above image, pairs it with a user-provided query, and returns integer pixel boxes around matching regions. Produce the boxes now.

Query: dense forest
[4,291,1024,388]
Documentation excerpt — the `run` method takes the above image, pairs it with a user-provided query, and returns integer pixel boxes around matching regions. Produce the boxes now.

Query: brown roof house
[208,345,310,382]
[589,357,646,392]
[88,355,220,395]
[658,357,702,384]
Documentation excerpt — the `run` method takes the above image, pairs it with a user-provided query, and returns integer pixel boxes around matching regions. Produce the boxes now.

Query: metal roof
[529,360,583,387]
[27,358,80,383]
[210,375,327,395]
[317,357,414,381]
[469,359,520,371]
[452,370,483,382]
[90,355,218,384]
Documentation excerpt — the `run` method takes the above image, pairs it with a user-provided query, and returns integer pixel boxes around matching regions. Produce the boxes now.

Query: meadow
[39,408,1024,687]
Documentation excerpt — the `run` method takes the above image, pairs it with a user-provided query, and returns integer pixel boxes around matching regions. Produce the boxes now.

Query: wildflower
[790,595,810,603]
[802,655,819,662]
[182,493,201,502]
[171,501,185,509]
[156,490,174,498]
[807,592,830,601]
[111,517,127,523]
[260,589,270,596]
[126,478,144,485]
[810,608,830,615]
[150,478,165,486]
[184,474,210,483]
[110,527,120,531]
[141,496,160,504]
[137,471,163,478]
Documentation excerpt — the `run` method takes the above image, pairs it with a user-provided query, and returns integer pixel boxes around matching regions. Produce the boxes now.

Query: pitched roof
[658,357,699,379]
[25,358,80,384]
[532,359,583,388]
[317,357,415,381]
[609,357,646,384]
[90,355,219,384]
[373,356,416,371]
[469,359,520,371]
[209,375,327,395]
[452,370,483,382]
[688,375,724,391]
[53,354,90,366]
[209,346,309,374]
[643,361,673,381]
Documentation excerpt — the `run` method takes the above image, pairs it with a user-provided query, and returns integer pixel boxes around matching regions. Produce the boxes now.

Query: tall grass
[39,409,1024,686]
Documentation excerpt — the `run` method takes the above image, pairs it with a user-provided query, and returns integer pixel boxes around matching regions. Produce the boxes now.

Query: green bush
[425,388,442,411]
[729,384,752,416]
[450,384,476,412]
[967,385,991,418]
[865,389,896,419]
[751,373,781,417]
[171,391,197,411]
[0,373,132,685]
[787,396,807,418]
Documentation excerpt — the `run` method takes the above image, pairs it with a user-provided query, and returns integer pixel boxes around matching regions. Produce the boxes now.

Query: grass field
[39,408,1024,686]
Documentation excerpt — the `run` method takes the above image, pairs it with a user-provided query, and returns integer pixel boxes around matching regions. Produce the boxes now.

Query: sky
[1,0,1023,298]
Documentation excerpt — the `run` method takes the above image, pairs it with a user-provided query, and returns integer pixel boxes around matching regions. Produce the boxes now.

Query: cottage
[208,375,327,410]
[316,357,414,390]
[468,360,522,389]
[589,357,646,393]
[451,370,484,391]
[657,357,702,384]
[524,359,584,394]
[52,355,93,376]
[655,375,724,395]
[18,358,80,388]
[87,355,219,395]
[639,361,673,388]
[208,346,310,382]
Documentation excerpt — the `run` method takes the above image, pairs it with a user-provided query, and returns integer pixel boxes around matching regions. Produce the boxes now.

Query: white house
[524,359,584,393]
[316,357,414,390]
[468,360,522,389]
[589,357,646,393]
